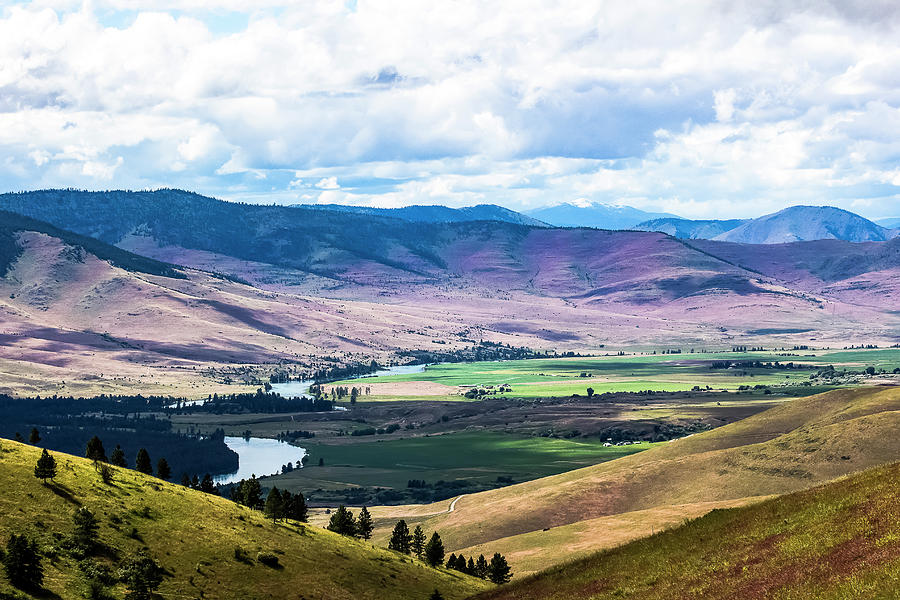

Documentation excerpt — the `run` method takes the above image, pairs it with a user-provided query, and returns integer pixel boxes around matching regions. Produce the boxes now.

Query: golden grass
[0,439,489,600]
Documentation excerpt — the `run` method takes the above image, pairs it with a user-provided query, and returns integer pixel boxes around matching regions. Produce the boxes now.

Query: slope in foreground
[0,439,487,599]
[477,460,900,600]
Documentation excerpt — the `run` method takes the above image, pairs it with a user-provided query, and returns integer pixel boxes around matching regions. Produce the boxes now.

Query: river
[213,436,307,485]
[217,363,428,483]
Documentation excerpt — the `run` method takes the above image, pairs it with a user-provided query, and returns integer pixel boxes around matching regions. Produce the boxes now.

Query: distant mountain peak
[524,201,680,229]
[713,205,897,244]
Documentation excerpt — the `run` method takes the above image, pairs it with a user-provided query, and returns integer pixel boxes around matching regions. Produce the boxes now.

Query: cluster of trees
[1,396,239,477]
[2,507,162,598]
[383,520,512,582]
[188,390,334,414]
[264,487,309,523]
[446,552,511,584]
[399,341,541,365]
[326,505,374,540]
[709,360,810,370]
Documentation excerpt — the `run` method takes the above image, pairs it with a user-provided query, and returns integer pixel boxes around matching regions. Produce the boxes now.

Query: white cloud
[315,176,339,190]
[0,1,898,218]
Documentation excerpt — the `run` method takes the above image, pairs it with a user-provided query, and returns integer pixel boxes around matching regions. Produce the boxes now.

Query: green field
[266,431,659,500]
[332,349,900,400]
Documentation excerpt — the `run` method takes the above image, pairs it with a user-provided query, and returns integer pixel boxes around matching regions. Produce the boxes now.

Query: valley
[1,191,900,599]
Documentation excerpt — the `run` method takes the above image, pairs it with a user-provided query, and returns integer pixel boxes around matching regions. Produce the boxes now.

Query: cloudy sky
[2,1,900,219]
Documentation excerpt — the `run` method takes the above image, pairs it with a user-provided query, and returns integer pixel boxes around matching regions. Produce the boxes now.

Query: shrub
[256,552,280,568]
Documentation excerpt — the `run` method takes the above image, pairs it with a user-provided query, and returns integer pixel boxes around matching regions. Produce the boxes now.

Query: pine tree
[191,474,200,489]
[264,487,284,523]
[327,505,357,536]
[446,553,457,570]
[424,532,445,567]
[85,436,107,463]
[28,428,41,445]
[33,449,57,483]
[199,474,217,494]
[117,550,163,600]
[466,556,476,575]
[475,554,489,579]
[180,473,191,487]
[135,448,152,474]
[73,507,99,551]
[356,506,373,539]
[412,524,427,558]
[388,519,412,553]
[110,445,127,467]
[488,553,512,584]
[155,458,171,480]
[429,590,444,600]
[3,534,43,590]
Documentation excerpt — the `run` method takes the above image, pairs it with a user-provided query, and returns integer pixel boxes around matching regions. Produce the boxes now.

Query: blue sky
[2,1,900,219]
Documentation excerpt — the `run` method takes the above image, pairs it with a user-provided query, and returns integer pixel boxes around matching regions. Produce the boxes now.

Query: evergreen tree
[180,473,191,487]
[155,458,171,480]
[412,524,427,558]
[117,550,163,600]
[424,532,445,567]
[134,448,152,474]
[356,506,373,540]
[265,487,284,523]
[474,554,489,579]
[33,449,57,483]
[72,507,100,551]
[446,553,457,570]
[199,474,217,494]
[85,436,107,463]
[110,445,127,467]
[3,534,43,590]
[467,556,476,575]
[429,590,444,600]
[191,474,200,489]
[289,491,309,522]
[388,519,412,553]
[488,553,512,584]
[233,475,263,508]
[327,505,357,537]
[28,427,41,445]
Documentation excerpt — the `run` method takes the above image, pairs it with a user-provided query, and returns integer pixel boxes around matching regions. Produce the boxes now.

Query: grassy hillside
[0,439,489,600]
[476,460,900,599]
[373,387,900,570]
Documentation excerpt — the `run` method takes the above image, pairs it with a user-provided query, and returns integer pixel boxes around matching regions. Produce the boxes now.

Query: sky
[2,1,900,219]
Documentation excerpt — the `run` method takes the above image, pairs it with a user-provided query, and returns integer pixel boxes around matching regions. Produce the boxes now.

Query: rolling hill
[362,386,900,574]
[0,439,488,599]
[524,201,678,229]
[713,205,897,244]
[632,217,747,239]
[474,460,900,600]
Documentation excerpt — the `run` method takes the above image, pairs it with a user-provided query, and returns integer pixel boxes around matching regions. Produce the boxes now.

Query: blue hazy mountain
[713,206,898,244]
[524,201,679,229]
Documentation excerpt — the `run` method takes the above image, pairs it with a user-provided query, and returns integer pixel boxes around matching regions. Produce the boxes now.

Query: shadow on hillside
[45,482,81,506]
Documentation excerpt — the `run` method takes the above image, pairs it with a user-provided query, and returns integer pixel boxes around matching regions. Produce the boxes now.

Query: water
[271,363,427,398]
[214,436,307,485]
[217,364,429,483]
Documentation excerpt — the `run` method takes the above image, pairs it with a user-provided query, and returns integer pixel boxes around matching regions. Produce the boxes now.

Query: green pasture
[331,349,900,400]
[268,431,658,493]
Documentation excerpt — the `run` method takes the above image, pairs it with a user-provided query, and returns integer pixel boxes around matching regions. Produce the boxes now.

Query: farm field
[264,431,660,502]
[330,349,900,401]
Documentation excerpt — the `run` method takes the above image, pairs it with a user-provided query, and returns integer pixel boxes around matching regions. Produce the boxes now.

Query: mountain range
[0,189,898,399]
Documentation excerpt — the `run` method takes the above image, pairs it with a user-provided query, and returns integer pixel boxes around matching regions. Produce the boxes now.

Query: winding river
[215,363,429,484]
